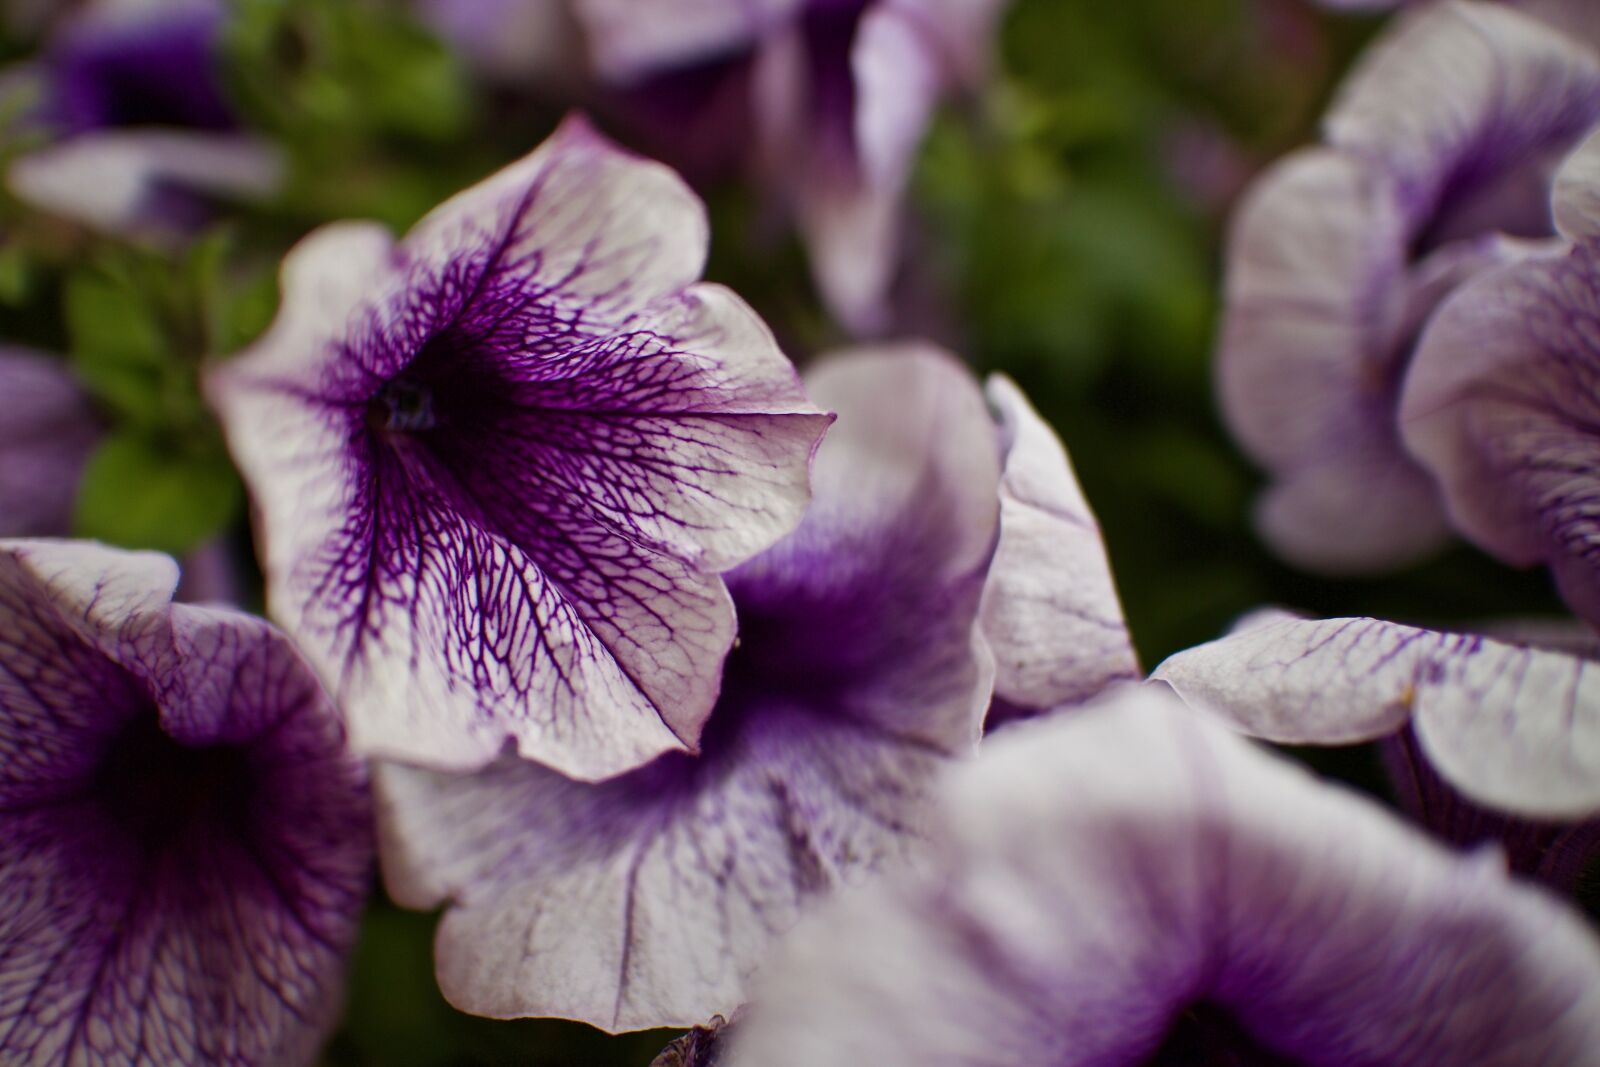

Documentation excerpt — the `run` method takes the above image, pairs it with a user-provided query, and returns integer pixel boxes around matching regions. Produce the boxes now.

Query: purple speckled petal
[1325,1,1600,247]
[0,350,97,538]
[979,374,1136,719]
[8,131,283,236]
[729,686,1600,1067]
[0,540,371,1067]
[376,346,1000,1031]
[1153,613,1600,819]
[1400,237,1600,627]
[210,117,831,778]
[575,0,804,82]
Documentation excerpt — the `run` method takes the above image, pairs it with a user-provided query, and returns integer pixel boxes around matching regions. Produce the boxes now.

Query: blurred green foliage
[0,0,1580,1063]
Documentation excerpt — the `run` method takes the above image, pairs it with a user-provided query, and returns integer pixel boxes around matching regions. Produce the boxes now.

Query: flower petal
[790,3,942,335]
[8,131,282,236]
[979,374,1136,716]
[0,540,371,1067]
[730,686,1600,1067]
[574,0,803,83]
[1325,0,1600,241]
[1154,614,1600,818]
[0,350,98,538]
[376,346,1000,1031]
[211,120,830,778]
[1400,242,1600,625]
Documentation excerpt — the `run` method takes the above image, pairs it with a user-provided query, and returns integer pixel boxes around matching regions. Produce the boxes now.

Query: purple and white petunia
[1218,0,1600,573]
[1402,128,1600,629]
[728,685,1600,1067]
[210,116,832,779]
[0,540,372,1066]
[573,0,1009,335]
[7,0,281,237]
[374,345,1135,1031]
[1153,610,1600,820]
[0,349,98,539]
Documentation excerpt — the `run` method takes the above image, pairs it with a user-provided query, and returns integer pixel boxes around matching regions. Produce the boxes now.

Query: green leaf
[74,432,241,555]
[62,272,171,420]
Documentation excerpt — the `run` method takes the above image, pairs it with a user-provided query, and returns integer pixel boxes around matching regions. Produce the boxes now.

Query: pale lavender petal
[0,350,97,538]
[1553,126,1600,241]
[1325,1,1600,246]
[1154,614,1600,818]
[788,2,942,335]
[0,540,371,1067]
[210,117,831,778]
[730,686,1600,1067]
[1218,147,1453,571]
[8,131,283,236]
[1400,242,1600,626]
[575,0,804,82]
[978,374,1136,717]
[376,346,1001,1031]
[415,0,585,84]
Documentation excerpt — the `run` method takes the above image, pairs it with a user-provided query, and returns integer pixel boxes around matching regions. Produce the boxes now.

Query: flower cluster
[0,2,1597,1066]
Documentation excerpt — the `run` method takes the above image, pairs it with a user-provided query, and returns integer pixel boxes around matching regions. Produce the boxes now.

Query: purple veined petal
[1400,239,1600,626]
[210,116,832,778]
[0,350,98,538]
[728,685,1600,1067]
[1553,125,1600,240]
[978,374,1137,720]
[0,539,372,1067]
[376,345,1001,1031]
[575,0,805,83]
[8,130,283,237]
[1325,1,1600,247]
[1153,613,1600,819]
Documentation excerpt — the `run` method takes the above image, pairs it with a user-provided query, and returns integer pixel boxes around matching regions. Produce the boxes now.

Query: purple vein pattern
[0,540,372,1066]
[1402,128,1600,629]
[209,116,832,779]
[0,349,98,538]
[375,345,1136,1031]
[7,0,281,236]
[1218,0,1600,573]
[573,0,1009,334]
[1153,610,1600,820]
[728,686,1600,1067]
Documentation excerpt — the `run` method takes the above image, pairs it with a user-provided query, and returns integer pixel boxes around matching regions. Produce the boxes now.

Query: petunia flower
[374,344,1135,1031]
[7,0,281,237]
[1402,127,1600,629]
[413,0,587,87]
[0,349,99,538]
[1152,609,1600,880]
[0,539,372,1066]
[572,0,1009,335]
[727,685,1600,1067]
[209,116,832,779]
[1218,0,1600,573]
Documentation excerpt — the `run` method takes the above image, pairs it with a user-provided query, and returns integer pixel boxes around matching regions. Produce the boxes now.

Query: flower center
[368,378,438,433]
[1145,1002,1306,1067]
[93,713,254,853]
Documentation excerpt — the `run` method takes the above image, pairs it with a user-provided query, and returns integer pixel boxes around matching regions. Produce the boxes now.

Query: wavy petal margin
[210,116,831,778]
[376,346,1000,1031]
[729,686,1600,1066]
